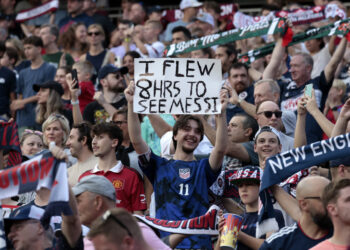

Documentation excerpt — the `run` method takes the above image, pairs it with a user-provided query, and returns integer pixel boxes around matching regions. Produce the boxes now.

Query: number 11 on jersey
[179,183,189,196]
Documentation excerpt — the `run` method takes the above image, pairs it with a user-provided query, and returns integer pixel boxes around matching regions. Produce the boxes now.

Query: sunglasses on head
[88,31,101,36]
[257,111,282,118]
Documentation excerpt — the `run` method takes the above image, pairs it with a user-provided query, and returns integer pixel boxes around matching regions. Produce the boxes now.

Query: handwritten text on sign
[134,58,222,114]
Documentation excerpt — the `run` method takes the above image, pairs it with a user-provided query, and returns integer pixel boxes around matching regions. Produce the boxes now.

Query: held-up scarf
[0,151,71,228]
[239,18,350,64]
[257,132,350,237]
[15,0,59,22]
[134,205,220,235]
[165,18,291,57]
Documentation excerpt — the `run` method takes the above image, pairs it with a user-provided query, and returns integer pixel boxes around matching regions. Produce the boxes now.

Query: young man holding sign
[126,81,228,249]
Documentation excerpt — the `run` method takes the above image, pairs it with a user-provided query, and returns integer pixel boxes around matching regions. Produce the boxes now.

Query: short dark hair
[123,50,141,60]
[92,122,123,149]
[171,26,191,41]
[229,62,248,76]
[172,115,204,149]
[41,24,59,40]
[23,36,43,47]
[218,44,237,58]
[235,113,259,141]
[73,122,93,152]
[119,19,134,27]
[322,179,350,209]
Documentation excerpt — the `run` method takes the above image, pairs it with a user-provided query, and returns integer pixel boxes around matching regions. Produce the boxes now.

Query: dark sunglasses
[257,111,282,118]
[88,31,101,36]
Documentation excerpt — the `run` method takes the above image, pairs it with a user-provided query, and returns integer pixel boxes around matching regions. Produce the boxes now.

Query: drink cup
[220,213,243,250]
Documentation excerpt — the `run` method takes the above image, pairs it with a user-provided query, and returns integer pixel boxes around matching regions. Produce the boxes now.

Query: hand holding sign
[124,81,135,103]
[134,58,223,114]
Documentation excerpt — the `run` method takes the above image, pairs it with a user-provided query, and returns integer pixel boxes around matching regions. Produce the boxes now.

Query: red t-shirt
[78,81,95,114]
[79,162,146,212]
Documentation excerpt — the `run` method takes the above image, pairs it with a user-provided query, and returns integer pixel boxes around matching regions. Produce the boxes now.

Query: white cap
[195,12,215,27]
[180,0,202,10]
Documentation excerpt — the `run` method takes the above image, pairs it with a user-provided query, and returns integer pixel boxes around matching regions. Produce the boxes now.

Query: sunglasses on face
[257,111,282,118]
[88,31,101,36]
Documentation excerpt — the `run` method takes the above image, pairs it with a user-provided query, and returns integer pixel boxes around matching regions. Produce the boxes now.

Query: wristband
[71,100,79,105]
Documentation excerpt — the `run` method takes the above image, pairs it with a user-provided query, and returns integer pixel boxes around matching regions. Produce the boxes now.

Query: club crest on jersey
[179,168,190,179]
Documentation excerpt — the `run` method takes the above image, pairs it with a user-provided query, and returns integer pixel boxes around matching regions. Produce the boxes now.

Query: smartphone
[71,69,79,89]
[305,84,313,98]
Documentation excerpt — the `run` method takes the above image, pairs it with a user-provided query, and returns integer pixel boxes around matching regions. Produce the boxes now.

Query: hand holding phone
[305,84,313,98]
[71,69,79,89]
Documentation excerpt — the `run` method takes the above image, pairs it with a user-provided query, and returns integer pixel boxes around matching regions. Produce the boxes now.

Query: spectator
[264,34,348,143]
[58,22,88,62]
[88,208,153,250]
[323,79,346,125]
[42,113,70,150]
[187,12,215,36]
[163,0,202,42]
[0,41,16,119]
[58,0,94,33]
[171,26,191,58]
[39,24,74,68]
[110,20,136,62]
[122,50,141,82]
[5,37,31,73]
[33,80,73,126]
[215,166,285,250]
[66,122,98,186]
[214,44,237,79]
[132,20,165,58]
[54,66,72,109]
[10,36,56,133]
[80,23,115,78]
[225,63,255,122]
[71,60,95,114]
[0,46,18,72]
[311,179,350,249]
[127,82,228,249]
[265,176,332,249]
[255,101,294,152]
[83,64,127,124]
[129,2,147,25]
[191,47,213,58]
[19,129,43,159]
[79,122,147,214]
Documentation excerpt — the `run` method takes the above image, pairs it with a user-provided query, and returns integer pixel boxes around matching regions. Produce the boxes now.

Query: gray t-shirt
[16,62,56,128]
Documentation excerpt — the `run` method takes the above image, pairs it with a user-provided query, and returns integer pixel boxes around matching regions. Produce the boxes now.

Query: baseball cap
[229,166,262,185]
[73,175,116,202]
[330,155,350,168]
[4,205,45,234]
[98,64,128,80]
[194,13,215,27]
[33,80,64,96]
[180,0,202,10]
[254,126,281,144]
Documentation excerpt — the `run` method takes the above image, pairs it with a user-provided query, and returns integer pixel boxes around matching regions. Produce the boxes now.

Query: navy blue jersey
[259,223,331,250]
[238,210,285,250]
[139,151,220,249]
[278,71,331,143]
[226,85,255,122]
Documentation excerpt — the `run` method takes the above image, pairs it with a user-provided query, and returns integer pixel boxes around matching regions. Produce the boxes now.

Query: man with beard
[126,82,228,249]
[261,176,333,249]
[83,65,128,124]
[66,122,98,186]
[225,63,255,122]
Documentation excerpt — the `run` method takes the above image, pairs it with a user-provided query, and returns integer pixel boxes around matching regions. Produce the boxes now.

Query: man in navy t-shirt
[263,35,348,143]
[262,176,333,250]
[126,82,228,249]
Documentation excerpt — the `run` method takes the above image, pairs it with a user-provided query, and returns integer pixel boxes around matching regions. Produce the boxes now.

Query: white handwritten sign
[134,58,222,114]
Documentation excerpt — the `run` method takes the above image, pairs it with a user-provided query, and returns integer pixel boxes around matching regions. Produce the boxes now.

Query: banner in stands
[165,18,288,57]
[134,58,222,114]
[135,205,219,235]
[16,0,59,22]
[239,18,350,64]
[257,132,350,237]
